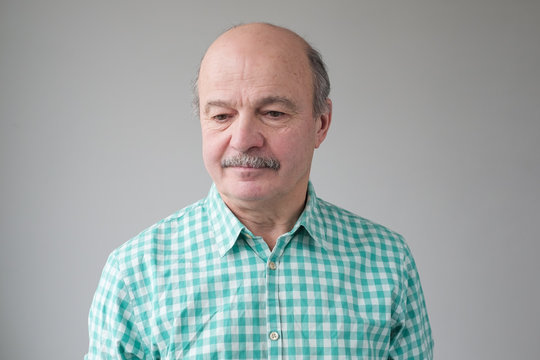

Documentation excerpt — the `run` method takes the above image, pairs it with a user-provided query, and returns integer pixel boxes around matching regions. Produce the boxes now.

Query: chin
[221,182,274,202]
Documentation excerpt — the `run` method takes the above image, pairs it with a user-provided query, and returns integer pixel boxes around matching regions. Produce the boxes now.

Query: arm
[389,244,434,359]
[85,254,149,360]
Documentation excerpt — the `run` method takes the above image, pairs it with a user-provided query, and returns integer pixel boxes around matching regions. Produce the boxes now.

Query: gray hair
[306,45,331,117]
[192,26,330,117]
[221,153,280,170]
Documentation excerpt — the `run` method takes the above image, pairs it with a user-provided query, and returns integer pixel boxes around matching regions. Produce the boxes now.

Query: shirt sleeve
[85,253,149,360]
[388,243,434,359]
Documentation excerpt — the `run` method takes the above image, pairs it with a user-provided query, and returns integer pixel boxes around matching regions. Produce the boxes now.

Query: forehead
[198,27,312,104]
[201,53,308,88]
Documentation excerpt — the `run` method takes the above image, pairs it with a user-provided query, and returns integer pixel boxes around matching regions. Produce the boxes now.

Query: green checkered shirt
[86,183,433,359]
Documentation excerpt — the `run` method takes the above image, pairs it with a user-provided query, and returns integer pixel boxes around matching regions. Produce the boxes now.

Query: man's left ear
[315,98,332,149]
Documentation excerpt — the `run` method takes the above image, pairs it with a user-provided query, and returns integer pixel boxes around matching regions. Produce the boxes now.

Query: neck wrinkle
[221,190,307,250]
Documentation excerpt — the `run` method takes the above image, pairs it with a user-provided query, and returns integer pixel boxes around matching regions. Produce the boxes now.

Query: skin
[198,23,332,249]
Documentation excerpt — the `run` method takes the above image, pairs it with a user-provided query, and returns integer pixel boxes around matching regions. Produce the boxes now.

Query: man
[86,23,433,359]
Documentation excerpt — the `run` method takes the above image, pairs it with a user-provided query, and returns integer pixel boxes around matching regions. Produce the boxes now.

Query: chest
[139,245,397,359]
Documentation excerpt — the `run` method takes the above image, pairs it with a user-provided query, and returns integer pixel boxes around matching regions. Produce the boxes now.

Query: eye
[265,111,285,118]
[212,114,231,121]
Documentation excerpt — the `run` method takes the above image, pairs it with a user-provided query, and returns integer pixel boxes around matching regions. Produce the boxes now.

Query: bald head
[206,23,309,57]
[194,23,330,117]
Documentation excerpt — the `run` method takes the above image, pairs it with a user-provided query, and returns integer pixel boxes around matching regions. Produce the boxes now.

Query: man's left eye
[265,111,285,118]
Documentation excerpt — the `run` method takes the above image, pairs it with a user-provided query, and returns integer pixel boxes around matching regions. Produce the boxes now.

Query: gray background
[1,0,539,359]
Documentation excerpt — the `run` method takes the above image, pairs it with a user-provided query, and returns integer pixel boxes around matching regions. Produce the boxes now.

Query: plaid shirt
[86,183,433,359]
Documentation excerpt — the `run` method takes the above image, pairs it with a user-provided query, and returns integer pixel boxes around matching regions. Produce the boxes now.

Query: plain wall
[1,0,539,359]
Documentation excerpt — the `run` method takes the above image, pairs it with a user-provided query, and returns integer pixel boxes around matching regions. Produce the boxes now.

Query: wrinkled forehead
[201,50,307,82]
[198,28,312,99]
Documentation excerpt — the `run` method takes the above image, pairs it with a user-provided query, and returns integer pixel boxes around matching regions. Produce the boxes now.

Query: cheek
[272,129,315,164]
[201,130,231,167]
[201,134,219,163]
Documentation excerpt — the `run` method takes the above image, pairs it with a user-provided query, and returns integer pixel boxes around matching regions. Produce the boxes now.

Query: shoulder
[108,198,209,273]
[316,197,411,261]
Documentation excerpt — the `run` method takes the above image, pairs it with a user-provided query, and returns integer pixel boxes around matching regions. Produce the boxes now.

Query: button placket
[265,256,282,358]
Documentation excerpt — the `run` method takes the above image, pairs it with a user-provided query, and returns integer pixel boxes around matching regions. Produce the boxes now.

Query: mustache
[221,153,280,170]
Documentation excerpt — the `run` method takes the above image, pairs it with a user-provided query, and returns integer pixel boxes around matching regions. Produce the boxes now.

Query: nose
[229,114,264,152]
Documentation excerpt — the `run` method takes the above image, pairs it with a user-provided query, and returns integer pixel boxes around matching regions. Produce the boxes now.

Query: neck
[221,187,308,250]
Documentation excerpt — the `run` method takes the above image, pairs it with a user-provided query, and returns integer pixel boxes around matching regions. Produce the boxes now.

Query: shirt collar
[293,181,328,249]
[205,181,328,257]
[205,184,246,257]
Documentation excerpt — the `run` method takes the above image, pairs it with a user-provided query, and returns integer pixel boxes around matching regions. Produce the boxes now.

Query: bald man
[86,23,433,359]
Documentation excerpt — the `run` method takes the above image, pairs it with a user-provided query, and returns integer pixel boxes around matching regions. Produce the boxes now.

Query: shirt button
[268,261,277,270]
[269,331,280,341]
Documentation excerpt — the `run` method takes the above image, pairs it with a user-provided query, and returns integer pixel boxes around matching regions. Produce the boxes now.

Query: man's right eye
[212,114,230,121]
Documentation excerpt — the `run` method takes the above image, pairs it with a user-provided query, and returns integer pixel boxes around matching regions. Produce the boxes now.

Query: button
[268,261,277,270]
[269,331,280,341]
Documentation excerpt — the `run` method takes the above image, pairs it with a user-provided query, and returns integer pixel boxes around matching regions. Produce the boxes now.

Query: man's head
[197,23,332,207]
[194,23,331,118]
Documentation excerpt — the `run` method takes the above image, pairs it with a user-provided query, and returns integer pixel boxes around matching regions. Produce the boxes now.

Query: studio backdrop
[1,1,539,359]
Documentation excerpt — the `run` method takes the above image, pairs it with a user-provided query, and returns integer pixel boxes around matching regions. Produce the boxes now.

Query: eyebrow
[203,96,298,115]
[204,100,231,115]
[256,96,298,113]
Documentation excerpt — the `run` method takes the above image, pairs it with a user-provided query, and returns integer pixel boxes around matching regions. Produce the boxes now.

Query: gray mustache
[221,154,280,170]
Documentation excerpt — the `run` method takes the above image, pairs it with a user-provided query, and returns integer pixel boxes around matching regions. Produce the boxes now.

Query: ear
[315,98,332,148]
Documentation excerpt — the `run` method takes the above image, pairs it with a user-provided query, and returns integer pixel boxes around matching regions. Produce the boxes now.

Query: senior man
[86,23,433,359]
